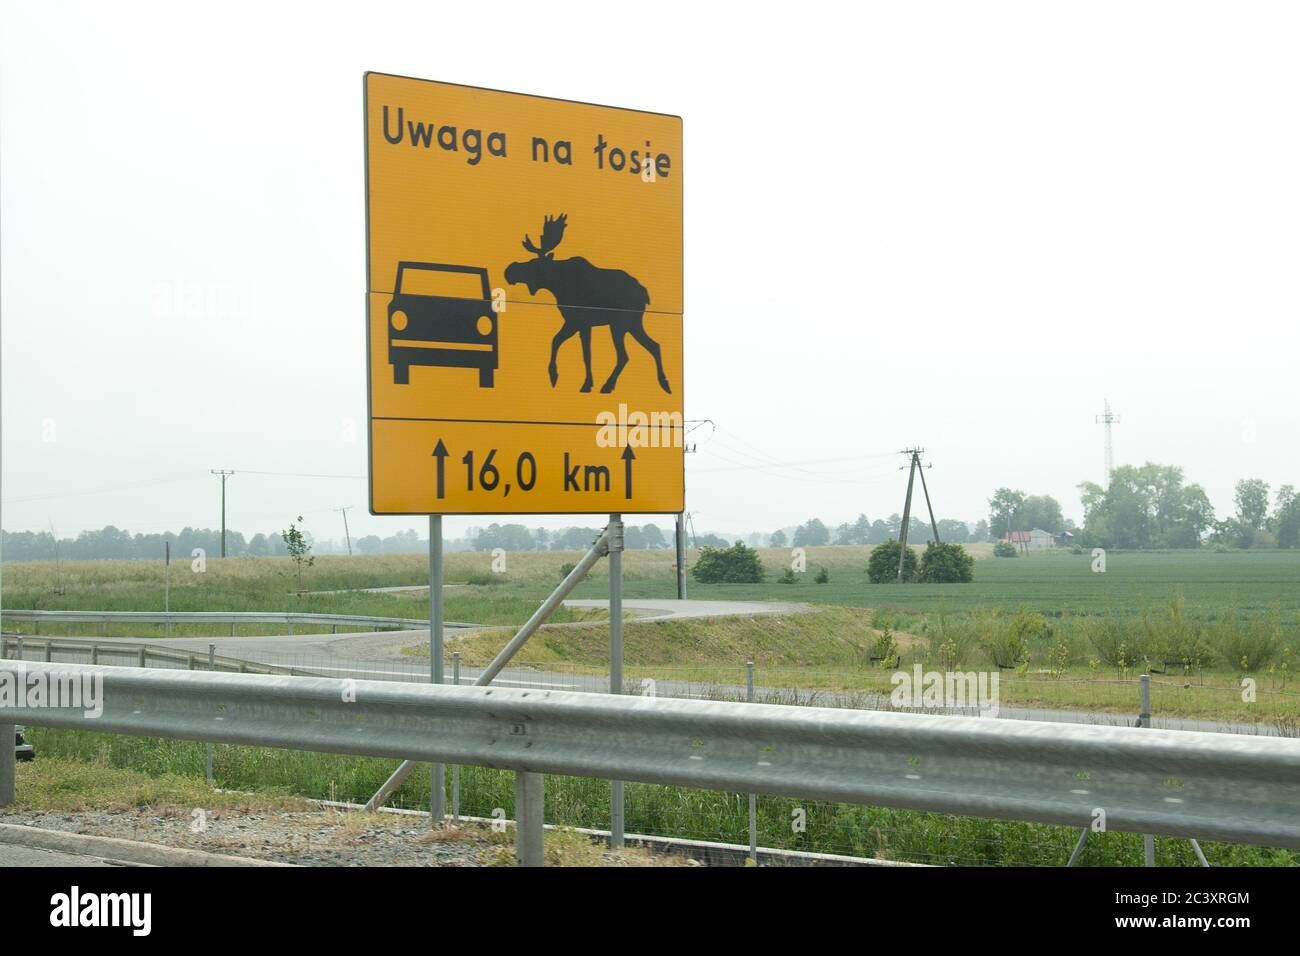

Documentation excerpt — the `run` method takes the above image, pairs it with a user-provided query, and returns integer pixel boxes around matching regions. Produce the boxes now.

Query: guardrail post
[1139,674,1155,866]
[90,645,99,666]
[514,771,545,867]
[429,514,446,829]
[230,622,236,637]
[747,659,758,865]
[15,638,23,661]
[0,721,15,807]
[608,513,625,849]
[188,654,196,670]
[137,647,147,669]
[206,643,216,784]
[0,637,6,658]
[451,651,461,823]
[44,642,52,663]
[288,620,294,636]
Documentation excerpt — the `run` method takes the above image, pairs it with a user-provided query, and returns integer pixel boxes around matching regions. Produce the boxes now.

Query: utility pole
[1095,400,1121,482]
[210,470,235,558]
[896,448,940,582]
[337,506,353,556]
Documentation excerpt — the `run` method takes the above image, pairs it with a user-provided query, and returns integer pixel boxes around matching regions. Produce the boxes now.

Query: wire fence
[3,635,1297,866]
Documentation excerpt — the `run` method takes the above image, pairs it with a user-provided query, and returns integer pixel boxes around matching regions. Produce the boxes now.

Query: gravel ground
[0,807,698,866]
[0,807,501,866]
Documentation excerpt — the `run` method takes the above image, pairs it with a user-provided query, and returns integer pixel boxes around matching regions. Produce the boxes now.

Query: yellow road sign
[364,73,683,515]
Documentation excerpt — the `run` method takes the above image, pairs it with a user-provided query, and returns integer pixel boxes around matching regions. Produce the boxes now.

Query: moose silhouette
[504,214,672,394]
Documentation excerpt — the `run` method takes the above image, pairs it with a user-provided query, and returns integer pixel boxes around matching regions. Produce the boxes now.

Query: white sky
[3,1,1298,543]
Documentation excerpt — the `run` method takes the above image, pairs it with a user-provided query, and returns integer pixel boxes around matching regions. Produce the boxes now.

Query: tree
[1235,479,1271,531]
[1270,485,1300,548]
[988,488,1026,540]
[867,540,917,583]
[769,529,787,548]
[851,514,871,545]
[691,542,764,583]
[1018,495,1065,534]
[973,519,991,543]
[282,516,314,591]
[640,524,668,549]
[936,519,970,543]
[918,542,975,583]
[792,518,830,547]
[1078,464,1216,549]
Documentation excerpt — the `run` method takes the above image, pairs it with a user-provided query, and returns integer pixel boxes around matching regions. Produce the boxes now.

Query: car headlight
[477,315,493,336]
[391,310,408,332]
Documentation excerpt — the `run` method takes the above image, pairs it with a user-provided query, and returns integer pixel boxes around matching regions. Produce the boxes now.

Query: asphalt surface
[0,844,116,866]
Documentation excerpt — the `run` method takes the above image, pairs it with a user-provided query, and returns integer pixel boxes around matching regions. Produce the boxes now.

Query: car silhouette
[14,725,33,761]
[388,262,498,387]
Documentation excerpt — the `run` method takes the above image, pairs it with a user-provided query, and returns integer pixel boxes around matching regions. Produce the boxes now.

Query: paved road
[0,844,116,866]
[565,598,807,621]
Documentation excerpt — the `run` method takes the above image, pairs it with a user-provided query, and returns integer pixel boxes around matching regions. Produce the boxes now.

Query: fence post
[514,771,545,867]
[0,722,15,808]
[90,645,99,666]
[747,659,758,865]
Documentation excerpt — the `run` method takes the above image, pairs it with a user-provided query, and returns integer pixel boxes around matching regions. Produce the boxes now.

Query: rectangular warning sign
[364,73,683,515]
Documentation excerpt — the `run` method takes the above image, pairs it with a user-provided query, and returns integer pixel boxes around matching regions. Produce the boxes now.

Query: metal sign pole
[163,542,170,636]
[675,511,687,599]
[609,513,625,849]
[430,514,445,827]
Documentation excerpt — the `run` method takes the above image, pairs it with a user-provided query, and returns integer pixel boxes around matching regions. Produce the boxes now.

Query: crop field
[5,545,1299,866]
[4,546,1299,722]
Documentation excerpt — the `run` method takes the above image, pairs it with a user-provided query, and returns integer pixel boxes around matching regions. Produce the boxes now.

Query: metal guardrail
[2,661,1298,864]
[0,636,314,677]
[0,609,472,633]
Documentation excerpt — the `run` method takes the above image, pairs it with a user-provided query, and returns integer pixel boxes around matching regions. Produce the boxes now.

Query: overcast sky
[3,1,1298,544]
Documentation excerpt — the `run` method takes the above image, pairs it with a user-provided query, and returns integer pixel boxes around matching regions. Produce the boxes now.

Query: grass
[16,729,1296,867]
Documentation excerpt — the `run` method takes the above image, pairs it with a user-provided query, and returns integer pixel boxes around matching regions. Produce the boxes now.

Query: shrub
[918,543,974,583]
[979,609,1043,669]
[814,566,830,584]
[778,567,796,585]
[993,540,1018,558]
[558,562,576,579]
[1215,604,1283,672]
[691,541,764,584]
[871,625,900,668]
[867,540,918,583]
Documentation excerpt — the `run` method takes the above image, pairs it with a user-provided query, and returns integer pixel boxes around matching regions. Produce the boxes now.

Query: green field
[5,546,1299,866]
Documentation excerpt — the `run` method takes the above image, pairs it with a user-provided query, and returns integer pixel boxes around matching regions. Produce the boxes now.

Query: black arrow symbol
[621,444,635,500]
[432,440,448,499]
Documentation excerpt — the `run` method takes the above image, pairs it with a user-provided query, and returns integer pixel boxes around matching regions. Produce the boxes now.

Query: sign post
[363,75,682,852]
[430,514,444,827]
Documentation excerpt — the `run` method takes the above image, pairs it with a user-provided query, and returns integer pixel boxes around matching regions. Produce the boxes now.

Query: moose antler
[521,213,568,258]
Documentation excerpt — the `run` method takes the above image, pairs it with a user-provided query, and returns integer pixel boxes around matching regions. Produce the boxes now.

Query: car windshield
[397,266,484,299]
